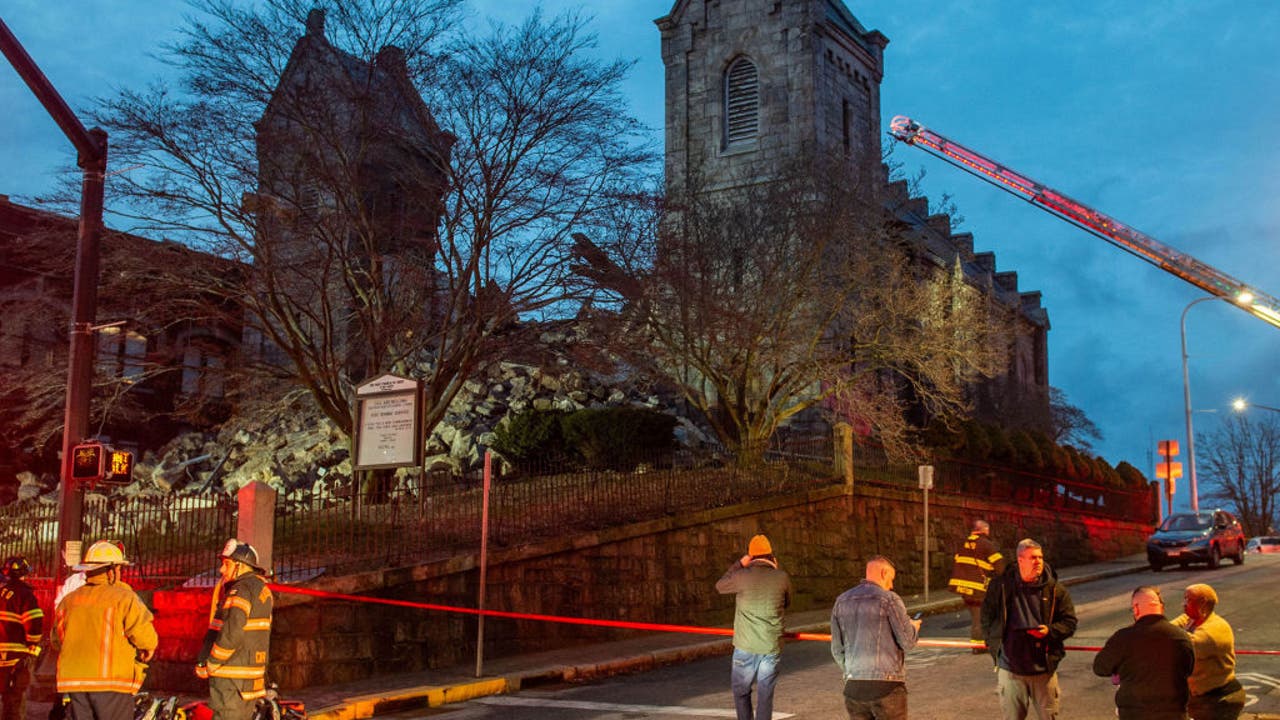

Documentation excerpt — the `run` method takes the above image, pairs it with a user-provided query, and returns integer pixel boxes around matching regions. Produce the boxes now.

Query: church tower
[656,0,888,198]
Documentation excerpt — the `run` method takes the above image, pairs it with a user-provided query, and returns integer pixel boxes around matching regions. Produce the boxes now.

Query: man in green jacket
[715,534,791,720]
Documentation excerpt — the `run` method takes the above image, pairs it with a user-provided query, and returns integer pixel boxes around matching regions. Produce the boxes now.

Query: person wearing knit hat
[1170,583,1246,720]
[715,534,791,720]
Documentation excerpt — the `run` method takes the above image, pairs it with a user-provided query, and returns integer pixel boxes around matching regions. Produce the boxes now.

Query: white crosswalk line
[474,696,795,718]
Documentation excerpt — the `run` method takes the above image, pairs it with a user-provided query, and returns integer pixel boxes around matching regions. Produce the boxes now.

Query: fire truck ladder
[887,115,1280,329]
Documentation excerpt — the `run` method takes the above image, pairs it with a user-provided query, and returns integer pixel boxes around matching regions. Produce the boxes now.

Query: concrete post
[237,481,277,574]
[834,422,854,489]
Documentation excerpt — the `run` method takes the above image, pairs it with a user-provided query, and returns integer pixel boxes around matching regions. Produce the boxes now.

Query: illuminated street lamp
[1232,397,1280,415]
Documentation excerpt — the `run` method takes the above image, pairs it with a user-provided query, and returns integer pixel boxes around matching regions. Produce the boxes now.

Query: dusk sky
[4,1,1280,512]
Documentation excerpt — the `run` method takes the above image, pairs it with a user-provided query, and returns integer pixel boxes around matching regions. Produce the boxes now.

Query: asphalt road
[386,553,1280,720]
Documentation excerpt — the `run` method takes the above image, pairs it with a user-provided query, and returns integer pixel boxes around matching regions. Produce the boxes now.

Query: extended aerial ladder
[887,115,1280,329]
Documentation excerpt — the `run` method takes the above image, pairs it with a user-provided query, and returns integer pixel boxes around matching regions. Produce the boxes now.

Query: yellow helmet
[73,540,130,572]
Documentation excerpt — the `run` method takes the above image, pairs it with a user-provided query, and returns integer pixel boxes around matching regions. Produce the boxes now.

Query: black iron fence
[2,436,1153,587]
[273,449,835,578]
[0,492,235,585]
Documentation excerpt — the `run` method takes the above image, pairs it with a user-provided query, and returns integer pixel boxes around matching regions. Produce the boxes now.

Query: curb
[307,562,1151,719]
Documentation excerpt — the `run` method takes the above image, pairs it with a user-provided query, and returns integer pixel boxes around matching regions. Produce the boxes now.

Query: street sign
[918,465,934,490]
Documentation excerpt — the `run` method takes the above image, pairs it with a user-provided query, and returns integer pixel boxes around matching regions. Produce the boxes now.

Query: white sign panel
[354,374,422,469]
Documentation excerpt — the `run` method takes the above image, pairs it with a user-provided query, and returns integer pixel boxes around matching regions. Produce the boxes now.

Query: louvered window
[724,57,759,148]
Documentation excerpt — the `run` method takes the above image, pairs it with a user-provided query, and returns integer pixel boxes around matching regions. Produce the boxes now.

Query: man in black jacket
[981,538,1077,720]
[1093,586,1194,720]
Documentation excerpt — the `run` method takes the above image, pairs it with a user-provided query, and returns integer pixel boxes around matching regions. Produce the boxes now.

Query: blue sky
[5,1,1280,511]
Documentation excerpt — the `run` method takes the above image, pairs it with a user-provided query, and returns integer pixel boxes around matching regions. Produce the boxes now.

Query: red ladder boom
[888,115,1280,329]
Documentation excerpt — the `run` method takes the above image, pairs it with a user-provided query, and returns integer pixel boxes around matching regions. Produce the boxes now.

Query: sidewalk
[298,554,1155,720]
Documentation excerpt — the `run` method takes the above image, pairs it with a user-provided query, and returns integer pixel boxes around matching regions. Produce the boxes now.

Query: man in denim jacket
[830,556,922,720]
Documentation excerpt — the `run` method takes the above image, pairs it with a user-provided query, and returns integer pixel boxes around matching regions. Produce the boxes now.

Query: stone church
[656,0,1049,418]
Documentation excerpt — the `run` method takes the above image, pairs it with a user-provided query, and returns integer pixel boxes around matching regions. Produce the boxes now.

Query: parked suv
[1147,510,1246,571]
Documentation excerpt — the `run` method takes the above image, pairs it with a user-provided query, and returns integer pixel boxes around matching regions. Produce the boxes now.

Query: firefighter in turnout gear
[54,540,158,720]
[197,540,273,720]
[948,520,1006,652]
[1,556,43,720]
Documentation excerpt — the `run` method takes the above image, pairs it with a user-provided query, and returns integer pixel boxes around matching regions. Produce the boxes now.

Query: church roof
[260,9,454,163]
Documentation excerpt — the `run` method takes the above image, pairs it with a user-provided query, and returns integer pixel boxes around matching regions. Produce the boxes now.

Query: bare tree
[1198,415,1280,536]
[581,161,1012,462]
[0,216,236,479]
[92,0,652,444]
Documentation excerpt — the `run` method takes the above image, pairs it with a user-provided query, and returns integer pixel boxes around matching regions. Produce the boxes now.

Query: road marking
[1239,672,1280,689]
[475,696,795,718]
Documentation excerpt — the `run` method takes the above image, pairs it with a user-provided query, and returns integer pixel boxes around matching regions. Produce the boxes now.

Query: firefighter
[1,556,43,720]
[197,540,273,720]
[947,519,1006,653]
[54,540,158,720]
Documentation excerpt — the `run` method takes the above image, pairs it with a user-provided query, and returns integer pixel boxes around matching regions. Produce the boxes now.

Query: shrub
[560,407,678,470]
[491,409,571,467]
[1116,461,1149,489]
[1009,430,1044,470]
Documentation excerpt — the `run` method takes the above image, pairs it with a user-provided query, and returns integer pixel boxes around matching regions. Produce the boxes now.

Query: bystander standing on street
[197,540,274,720]
[715,534,791,720]
[1093,586,1194,720]
[981,538,1077,720]
[947,519,1005,653]
[1171,584,1246,720]
[0,556,43,720]
[53,540,157,720]
[830,556,921,720]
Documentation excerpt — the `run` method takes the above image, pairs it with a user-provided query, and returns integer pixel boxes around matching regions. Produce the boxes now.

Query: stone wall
[244,482,1149,689]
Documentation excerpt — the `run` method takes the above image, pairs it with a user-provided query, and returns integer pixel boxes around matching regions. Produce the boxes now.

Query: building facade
[656,0,1049,422]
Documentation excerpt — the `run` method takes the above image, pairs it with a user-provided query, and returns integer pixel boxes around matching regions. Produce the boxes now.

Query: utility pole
[1,17,108,575]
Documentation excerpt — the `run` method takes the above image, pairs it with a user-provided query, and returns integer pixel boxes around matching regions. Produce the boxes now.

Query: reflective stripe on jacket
[947,533,1005,600]
[1,578,44,667]
[199,572,273,700]
[54,575,157,693]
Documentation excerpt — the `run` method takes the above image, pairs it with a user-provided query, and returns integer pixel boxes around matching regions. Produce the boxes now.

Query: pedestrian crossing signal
[70,443,105,481]
[106,450,134,484]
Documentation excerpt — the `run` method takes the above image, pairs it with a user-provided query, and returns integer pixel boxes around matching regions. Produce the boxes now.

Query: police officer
[197,540,273,720]
[947,520,1005,653]
[1,556,43,720]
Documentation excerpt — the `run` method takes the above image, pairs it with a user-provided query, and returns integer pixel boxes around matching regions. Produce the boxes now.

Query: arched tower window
[723,57,759,148]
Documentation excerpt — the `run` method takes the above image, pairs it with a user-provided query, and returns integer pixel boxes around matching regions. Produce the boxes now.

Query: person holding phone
[981,538,1077,720]
[830,556,921,720]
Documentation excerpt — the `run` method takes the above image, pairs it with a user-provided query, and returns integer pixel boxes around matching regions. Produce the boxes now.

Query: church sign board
[354,373,423,470]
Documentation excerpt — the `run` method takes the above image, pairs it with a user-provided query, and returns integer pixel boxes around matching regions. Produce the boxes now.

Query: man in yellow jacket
[197,540,273,720]
[54,540,158,720]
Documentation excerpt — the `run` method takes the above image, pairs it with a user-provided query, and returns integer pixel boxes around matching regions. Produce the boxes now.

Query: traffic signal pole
[1,17,107,576]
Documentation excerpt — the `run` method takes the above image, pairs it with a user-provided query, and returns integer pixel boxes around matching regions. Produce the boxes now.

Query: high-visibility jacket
[199,571,273,700]
[947,532,1005,601]
[54,574,158,693]
[0,577,44,667]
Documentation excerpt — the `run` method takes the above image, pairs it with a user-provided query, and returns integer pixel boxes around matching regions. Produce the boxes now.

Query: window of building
[724,57,760,149]
[180,343,227,399]
[96,326,147,383]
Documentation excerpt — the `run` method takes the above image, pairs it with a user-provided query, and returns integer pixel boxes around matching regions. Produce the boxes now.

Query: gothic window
[723,57,760,148]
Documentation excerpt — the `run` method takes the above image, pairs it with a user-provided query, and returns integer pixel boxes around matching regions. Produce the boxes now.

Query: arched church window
[723,57,759,148]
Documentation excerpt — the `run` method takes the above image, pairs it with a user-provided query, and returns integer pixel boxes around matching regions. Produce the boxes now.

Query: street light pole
[1181,296,1226,514]
[1232,398,1280,415]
